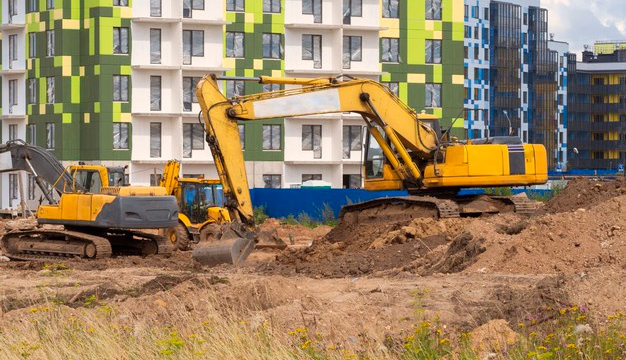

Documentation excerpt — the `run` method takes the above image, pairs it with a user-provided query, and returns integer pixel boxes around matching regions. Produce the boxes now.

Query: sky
[542,0,626,55]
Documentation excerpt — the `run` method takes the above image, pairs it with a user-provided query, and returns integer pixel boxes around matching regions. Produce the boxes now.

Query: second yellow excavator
[192,75,548,266]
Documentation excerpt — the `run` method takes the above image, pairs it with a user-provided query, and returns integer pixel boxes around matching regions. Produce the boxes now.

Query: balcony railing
[569,84,626,95]
[568,120,626,132]
[568,102,626,113]
[568,158,626,170]
[568,140,626,150]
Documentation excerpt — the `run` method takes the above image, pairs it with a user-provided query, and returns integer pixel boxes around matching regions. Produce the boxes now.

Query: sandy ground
[0,178,624,345]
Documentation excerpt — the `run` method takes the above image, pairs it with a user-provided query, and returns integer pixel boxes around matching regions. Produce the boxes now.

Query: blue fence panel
[249,188,408,220]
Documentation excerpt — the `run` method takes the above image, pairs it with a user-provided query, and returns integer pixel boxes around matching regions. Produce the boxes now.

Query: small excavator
[0,140,178,260]
[191,75,548,267]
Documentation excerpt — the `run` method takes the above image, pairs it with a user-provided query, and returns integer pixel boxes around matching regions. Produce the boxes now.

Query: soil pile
[542,177,626,214]
[468,195,626,275]
[262,215,474,277]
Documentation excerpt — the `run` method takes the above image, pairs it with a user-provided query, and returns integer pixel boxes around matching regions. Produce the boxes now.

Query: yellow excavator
[191,75,548,266]
[0,140,178,260]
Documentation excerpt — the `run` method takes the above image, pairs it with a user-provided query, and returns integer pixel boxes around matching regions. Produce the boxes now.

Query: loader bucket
[192,227,255,267]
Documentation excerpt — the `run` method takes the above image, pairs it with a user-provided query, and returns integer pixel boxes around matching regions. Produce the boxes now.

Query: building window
[464,26,471,38]
[264,0,280,13]
[182,30,204,64]
[47,0,54,9]
[226,0,244,12]
[263,83,281,92]
[484,48,489,61]
[28,175,36,200]
[150,29,161,64]
[425,40,441,64]
[7,35,16,68]
[112,75,129,102]
[183,0,205,17]
[343,0,362,24]
[28,33,36,58]
[28,78,37,105]
[183,123,204,158]
[343,36,362,69]
[238,124,245,149]
[474,45,479,60]
[302,34,322,69]
[151,0,162,17]
[302,0,322,23]
[183,76,202,111]
[113,0,129,5]
[262,33,282,59]
[343,125,361,159]
[225,32,245,59]
[343,174,360,189]
[150,76,161,111]
[302,125,322,158]
[46,31,55,57]
[302,174,322,182]
[383,82,399,96]
[381,38,399,63]
[150,123,161,158]
[425,83,441,108]
[150,174,163,187]
[225,80,245,98]
[46,77,55,104]
[27,0,38,13]
[425,0,441,20]
[262,124,281,150]
[484,7,489,20]
[113,123,130,150]
[263,174,281,188]
[464,5,468,18]
[9,174,18,203]
[8,124,18,141]
[522,130,527,143]
[474,26,479,40]
[113,27,129,54]
[27,124,36,146]
[8,80,18,113]
[46,123,55,150]
[382,0,398,18]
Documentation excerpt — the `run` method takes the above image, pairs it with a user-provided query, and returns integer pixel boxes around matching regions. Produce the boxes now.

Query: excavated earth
[0,177,624,346]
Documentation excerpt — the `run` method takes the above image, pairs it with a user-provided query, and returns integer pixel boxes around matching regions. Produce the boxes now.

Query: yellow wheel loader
[190,75,548,267]
[0,140,178,260]
[159,160,231,251]
[159,159,287,251]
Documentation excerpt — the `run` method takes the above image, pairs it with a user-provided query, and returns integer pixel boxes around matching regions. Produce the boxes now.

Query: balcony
[569,84,626,95]
[568,120,626,132]
[568,102,626,113]
[568,140,626,151]
[568,158,626,170]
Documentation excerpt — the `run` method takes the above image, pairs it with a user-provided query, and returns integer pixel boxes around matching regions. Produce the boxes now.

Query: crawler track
[1,228,171,261]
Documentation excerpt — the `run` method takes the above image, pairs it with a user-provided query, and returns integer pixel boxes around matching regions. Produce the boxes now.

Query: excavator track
[0,228,171,261]
[0,229,112,261]
[338,193,538,220]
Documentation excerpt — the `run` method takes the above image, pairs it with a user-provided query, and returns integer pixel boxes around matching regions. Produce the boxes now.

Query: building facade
[567,46,626,171]
[0,0,465,209]
[463,0,568,170]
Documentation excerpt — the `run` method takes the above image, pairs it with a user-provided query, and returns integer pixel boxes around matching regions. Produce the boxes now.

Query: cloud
[542,0,626,55]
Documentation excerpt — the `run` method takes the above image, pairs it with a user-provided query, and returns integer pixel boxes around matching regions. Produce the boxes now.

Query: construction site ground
[0,177,625,356]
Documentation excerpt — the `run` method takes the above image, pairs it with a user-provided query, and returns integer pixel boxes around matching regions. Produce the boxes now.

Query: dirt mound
[261,215,473,277]
[542,177,626,214]
[468,195,626,275]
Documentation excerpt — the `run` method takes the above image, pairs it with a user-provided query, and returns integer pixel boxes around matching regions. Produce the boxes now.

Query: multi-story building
[567,45,626,171]
[0,0,465,209]
[464,0,568,170]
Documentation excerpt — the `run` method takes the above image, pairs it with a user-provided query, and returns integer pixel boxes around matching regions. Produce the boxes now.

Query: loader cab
[178,179,224,225]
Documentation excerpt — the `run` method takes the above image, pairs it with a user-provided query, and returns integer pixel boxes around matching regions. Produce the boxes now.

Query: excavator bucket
[192,226,255,267]
[255,228,288,250]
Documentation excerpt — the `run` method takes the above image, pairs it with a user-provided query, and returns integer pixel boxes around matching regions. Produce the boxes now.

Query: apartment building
[464,0,568,170]
[0,0,465,209]
[568,45,626,171]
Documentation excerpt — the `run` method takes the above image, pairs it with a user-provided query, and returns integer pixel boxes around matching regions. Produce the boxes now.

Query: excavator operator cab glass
[419,118,442,139]
[107,167,128,187]
[364,128,384,179]
[73,170,102,194]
